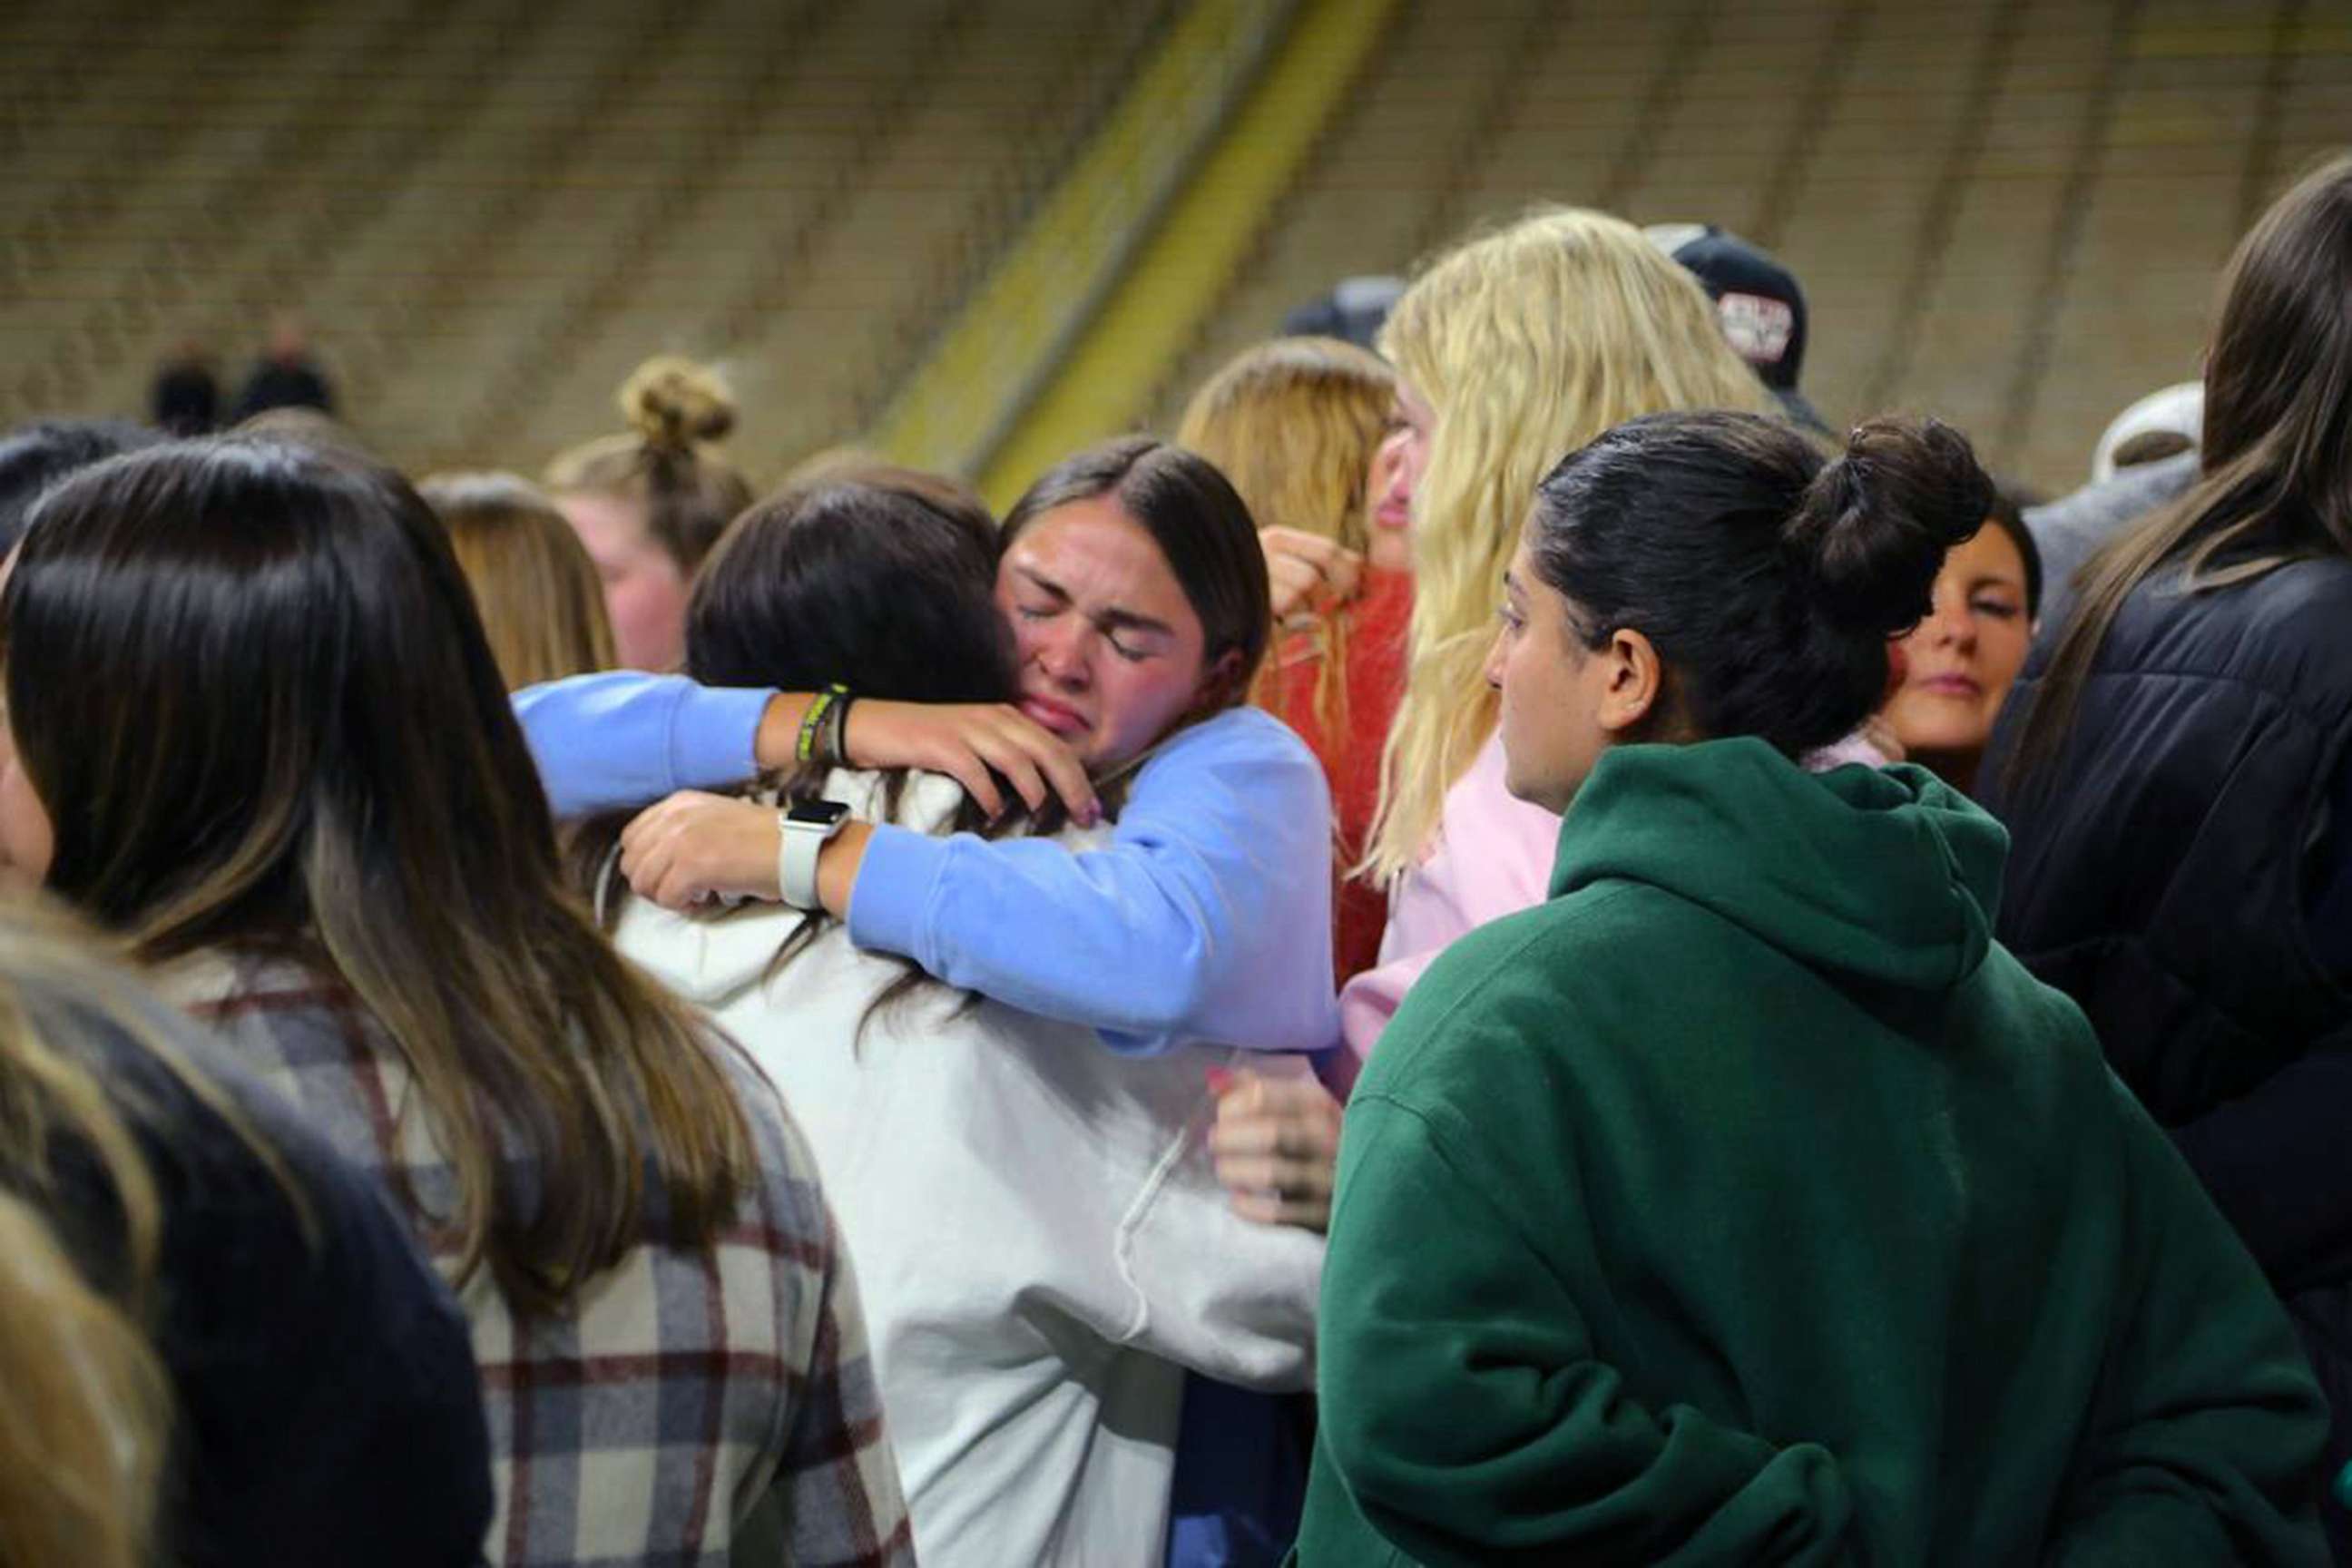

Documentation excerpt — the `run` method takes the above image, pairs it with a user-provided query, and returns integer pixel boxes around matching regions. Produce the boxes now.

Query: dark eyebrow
[1014,564,1176,640]
[1013,565,1072,603]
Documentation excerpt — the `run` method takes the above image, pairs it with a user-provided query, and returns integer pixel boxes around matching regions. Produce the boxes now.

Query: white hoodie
[610,769,1323,1567]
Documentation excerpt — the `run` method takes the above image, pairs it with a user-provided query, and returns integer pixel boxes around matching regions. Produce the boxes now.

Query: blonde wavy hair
[1176,337,1398,742]
[1362,207,1779,883]
[421,471,618,690]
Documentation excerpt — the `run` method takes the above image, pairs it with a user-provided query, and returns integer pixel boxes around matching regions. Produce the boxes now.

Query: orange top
[1261,567,1413,985]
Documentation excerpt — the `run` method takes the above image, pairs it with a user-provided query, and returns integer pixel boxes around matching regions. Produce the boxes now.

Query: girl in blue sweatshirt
[515,438,1338,1062]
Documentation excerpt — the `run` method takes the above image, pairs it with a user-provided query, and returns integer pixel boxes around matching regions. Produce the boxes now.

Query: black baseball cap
[1645,223,1828,436]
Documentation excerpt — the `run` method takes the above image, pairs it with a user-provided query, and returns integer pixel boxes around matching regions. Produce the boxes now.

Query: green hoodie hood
[1550,737,2009,994]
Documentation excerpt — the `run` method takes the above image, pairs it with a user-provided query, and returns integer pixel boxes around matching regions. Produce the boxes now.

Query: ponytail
[1530,410,1989,757]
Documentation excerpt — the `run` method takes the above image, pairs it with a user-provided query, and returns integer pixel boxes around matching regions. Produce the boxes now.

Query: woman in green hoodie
[1294,411,2329,1566]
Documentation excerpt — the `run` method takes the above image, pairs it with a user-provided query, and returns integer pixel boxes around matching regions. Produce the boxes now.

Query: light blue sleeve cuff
[844,822,949,962]
[667,683,773,792]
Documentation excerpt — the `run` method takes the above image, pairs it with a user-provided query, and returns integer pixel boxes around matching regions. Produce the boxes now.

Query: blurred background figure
[0,418,162,554]
[148,338,220,434]
[544,356,752,672]
[230,315,336,422]
[419,471,617,690]
[2092,378,2205,483]
[1278,276,1406,352]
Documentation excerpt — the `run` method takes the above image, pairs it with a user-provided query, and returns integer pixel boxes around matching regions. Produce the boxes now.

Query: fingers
[967,739,1047,816]
[934,750,1006,819]
[616,790,781,908]
[1260,529,1365,617]
[955,709,1095,823]
[620,795,699,908]
[1265,553,1328,624]
[1014,720,1100,823]
[1229,1189,1330,1230]
[1208,1067,1340,1233]
[860,702,1096,824]
[1210,1151,1333,1200]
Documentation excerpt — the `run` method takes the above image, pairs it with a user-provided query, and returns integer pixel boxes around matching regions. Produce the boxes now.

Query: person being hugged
[528,436,1338,1064]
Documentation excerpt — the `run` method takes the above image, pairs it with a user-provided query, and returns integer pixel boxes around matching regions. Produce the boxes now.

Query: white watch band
[778,808,840,910]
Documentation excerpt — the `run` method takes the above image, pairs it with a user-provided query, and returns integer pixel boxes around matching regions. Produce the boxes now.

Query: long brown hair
[420,471,618,689]
[5,437,755,1317]
[1176,337,1398,746]
[578,466,1048,1033]
[2007,154,2352,789]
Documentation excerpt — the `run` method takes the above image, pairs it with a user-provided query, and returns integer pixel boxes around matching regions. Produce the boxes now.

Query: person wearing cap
[2024,382,2204,623]
[1646,223,1832,437]
[1279,276,1407,354]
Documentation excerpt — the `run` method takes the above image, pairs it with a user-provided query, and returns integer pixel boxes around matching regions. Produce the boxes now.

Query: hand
[842,700,1098,824]
[620,790,783,910]
[1207,1067,1343,1232]
[1260,527,1363,632]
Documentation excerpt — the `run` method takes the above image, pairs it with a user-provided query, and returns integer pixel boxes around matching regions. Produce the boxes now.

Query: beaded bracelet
[796,683,849,764]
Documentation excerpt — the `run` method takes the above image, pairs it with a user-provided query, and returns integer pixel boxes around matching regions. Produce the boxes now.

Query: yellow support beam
[867,0,1290,477]
[978,0,1401,510]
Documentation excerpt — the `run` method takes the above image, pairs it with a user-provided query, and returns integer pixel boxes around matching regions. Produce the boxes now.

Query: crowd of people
[1,149,2349,1567]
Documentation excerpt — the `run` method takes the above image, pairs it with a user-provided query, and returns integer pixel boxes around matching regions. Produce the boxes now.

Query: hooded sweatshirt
[1294,738,2327,1566]
[611,769,1322,1567]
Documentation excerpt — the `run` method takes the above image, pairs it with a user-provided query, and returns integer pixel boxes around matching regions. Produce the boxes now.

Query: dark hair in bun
[1528,410,1992,758]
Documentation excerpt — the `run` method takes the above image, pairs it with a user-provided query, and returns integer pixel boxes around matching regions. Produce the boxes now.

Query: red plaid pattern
[173,958,914,1568]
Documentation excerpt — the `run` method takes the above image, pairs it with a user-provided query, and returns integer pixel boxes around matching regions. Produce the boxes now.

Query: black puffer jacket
[1982,553,2352,1556]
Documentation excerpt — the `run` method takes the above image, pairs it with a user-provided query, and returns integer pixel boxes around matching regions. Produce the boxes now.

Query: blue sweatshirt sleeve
[847,708,1340,1054]
[511,671,771,818]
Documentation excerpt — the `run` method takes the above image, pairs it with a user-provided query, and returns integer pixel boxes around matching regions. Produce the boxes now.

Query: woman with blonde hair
[545,356,755,671]
[1338,206,1779,1060]
[421,471,618,689]
[1178,336,1407,983]
[0,897,493,1568]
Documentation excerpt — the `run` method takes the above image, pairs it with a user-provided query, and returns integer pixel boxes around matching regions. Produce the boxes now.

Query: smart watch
[778,799,851,911]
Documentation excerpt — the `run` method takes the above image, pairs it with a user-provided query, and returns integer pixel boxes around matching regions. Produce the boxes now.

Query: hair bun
[1781,416,1992,635]
[620,357,735,453]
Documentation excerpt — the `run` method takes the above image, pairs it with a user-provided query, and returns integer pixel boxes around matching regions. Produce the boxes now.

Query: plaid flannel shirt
[174,957,915,1568]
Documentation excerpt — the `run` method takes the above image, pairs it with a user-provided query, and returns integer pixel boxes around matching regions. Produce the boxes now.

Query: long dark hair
[0,418,162,553]
[577,465,1027,1025]
[4,437,753,1317]
[2006,154,2352,789]
[1003,436,1273,718]
[1531,410,1991,756]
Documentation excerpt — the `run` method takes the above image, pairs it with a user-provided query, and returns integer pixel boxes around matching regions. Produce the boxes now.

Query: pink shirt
[1338,734,1558,1062]
[1338,730,1893,1064]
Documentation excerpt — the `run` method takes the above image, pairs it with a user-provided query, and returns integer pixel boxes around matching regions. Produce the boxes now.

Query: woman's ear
[1190,647,1247,714]
[1596,627,1663,735]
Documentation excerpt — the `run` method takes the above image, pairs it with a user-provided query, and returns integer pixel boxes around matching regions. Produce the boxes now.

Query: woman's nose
[1031,620,1093,684]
